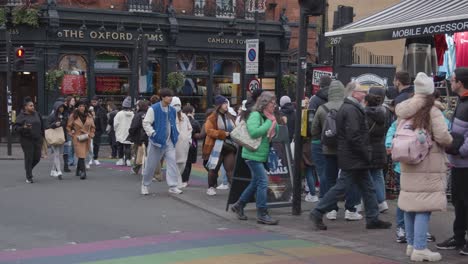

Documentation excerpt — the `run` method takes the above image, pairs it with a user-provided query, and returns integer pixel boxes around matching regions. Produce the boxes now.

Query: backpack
[321,105,338,147]
[391,119,432,164]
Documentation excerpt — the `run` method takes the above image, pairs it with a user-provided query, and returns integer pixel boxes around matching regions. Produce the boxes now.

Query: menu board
[61,74,86,95]
[95,76,129,95]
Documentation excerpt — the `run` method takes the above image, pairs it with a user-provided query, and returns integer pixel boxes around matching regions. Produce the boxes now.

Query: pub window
[177,53,208,72]
[94,51,130,69]
[58,55,88,96]
[216,0,235,18]
[139,60,162,96]
[213,59,241,106]
[264,57,277,73]
[178,77,208,114]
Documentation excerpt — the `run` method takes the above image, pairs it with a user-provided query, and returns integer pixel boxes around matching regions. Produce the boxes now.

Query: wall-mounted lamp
[218,26,224,37]
[155,24,162,34]
[236,29,242,37]
[137,24,144,34]
[117,23,125,32]
[98,22,106,32]
[79,20,87,31]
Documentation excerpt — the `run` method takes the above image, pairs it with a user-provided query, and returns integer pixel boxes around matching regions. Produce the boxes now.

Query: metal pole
[292,8,308,215]
[5,6,13,156]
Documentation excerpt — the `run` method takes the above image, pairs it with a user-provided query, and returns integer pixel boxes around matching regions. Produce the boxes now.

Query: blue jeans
[404,212,431,250]
[305,166,316,196]
[324,155,360,211]
[395,172,405,229]
[311,143,327,198]
[220,164,229,185]
[369,169,386,203]
[311,169,380,223]
[239,160,268,213]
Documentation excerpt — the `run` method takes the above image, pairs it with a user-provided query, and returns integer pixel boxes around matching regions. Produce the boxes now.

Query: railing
[353,46,394,65]
[0,0,25,6]
[194,2,204,16]
[127,0,151,13]
[216,5,236,18]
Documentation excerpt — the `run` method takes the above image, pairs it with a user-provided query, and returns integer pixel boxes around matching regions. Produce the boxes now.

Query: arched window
[177,53,208,72]
[58,55,88,95]
[94,51,130,69]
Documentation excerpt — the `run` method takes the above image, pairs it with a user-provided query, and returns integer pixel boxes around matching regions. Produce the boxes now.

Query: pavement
[0,143,466,263]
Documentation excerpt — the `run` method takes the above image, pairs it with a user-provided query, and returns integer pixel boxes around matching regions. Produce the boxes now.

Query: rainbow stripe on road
[0,228,396,264]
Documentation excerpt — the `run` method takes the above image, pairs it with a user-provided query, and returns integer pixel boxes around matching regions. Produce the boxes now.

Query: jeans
[305,166,316,196]
[404,212,431,250]
[369,169,386,203]
[395,172,405,229]
[311,169,380,223]
[324,155,360,211]
[220,164,229,185]
[239,160,268,214]
[142,142,179,188]
[311,142,327,198]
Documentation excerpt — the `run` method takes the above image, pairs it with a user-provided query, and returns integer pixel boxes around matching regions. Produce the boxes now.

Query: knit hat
[214,95,228,106]
[122,96,132,108]
[368,87,386,98]
[319,75,332,88]
[279,96,291,107]
[170,96,181,106]
[414,72,434,95]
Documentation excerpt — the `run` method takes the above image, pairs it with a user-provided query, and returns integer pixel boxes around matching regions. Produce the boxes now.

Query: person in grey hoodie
[310,80,361,221]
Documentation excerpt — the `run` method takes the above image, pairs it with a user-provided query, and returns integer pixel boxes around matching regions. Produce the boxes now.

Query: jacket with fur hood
[396,94,452,212]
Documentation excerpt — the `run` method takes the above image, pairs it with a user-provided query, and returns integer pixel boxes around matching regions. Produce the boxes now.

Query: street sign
[247,0,266,13]
[247,78,260,93]
[245,39,259,74]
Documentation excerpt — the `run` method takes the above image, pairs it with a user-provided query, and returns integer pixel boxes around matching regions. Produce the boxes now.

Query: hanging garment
[439,34,456,80]
[455,32,468,67]
[434,34,448,66]
[402,37,438,78]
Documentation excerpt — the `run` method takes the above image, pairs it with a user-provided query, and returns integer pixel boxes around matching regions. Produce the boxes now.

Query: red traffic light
[15,47,25,58]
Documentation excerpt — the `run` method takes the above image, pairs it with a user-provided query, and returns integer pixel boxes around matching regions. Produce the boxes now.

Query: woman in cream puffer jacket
[395,72,452,262]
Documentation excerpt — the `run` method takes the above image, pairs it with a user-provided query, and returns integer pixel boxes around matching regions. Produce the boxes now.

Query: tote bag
[230,120,261,151]
[45,127,66,146]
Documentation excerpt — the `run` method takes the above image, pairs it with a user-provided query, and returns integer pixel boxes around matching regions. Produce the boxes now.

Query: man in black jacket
[393,71,414,105]
[90,96,108,165]
[310,82,392,231]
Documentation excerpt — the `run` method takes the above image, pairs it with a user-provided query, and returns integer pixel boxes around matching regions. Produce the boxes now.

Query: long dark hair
[412,95,435,130]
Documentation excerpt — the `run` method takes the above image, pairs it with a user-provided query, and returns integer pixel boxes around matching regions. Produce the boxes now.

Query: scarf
[217,112,234,133]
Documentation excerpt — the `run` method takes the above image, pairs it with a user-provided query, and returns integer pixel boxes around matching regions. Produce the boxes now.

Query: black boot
[75,159,81,177]
[63,154,71,173]
[309,211,327,230]
[231,201,248,220]
[257,208,279,225]
[79,158,87,180]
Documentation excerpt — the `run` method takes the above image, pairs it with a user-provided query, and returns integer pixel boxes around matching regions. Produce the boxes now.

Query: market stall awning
[326,0,468,45]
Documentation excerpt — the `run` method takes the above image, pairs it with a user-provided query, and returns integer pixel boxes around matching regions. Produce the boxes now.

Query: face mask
[174,106,181,112]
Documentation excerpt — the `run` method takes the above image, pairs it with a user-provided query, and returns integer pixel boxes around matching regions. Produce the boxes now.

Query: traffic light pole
[5,8,13,156]
[292,8,309,215]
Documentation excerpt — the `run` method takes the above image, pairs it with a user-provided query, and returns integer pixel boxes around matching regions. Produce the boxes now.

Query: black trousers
[117,143,132,161]
[109,131,118,158]
[20,137,42,180]
[182,161,192,183]
[452,168,468,244]
[93,134,102,160]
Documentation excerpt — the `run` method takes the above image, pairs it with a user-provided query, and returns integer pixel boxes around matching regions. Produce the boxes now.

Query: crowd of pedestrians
[11,67,468,262]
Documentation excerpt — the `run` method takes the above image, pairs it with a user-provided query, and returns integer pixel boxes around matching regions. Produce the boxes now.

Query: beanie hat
[122,96,132,108]
[319,75,332,88]
[414,72,435,95]
[92,95,100,101]
[279,96,291,107]
[214,95,228,106]
[170,96,181,107]
[368,87,386,98]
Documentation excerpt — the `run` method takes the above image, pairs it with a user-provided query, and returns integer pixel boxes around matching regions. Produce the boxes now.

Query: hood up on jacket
[315,86,329,101]
[366,106,386,125]
[280,102,295,114]
[327,81,345,103]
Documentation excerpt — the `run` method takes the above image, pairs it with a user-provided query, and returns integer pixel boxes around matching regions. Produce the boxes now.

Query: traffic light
[298,0,326,16]
[14,46,25,70]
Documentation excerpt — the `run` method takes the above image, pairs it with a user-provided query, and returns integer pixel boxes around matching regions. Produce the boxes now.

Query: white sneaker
[326,210,337,220]
[126,160,132,167]
[304,193,319,203]
[88,160,93,166]
[85,164,91,169]
[141,185,149,195]
[406,245,414,257]
[355,203,363,212]
[378,201,389,213]
[345,210,363,221]
[116,159,124,166]
[94,160,101,166]
[180,182,188,188]
[169,187,183,194]
[216,183,229,190]
[410,249,442,262]
[50,170,58,177]
[206,187,217,196]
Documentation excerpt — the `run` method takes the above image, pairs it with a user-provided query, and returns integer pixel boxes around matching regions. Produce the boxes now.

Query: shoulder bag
[230,120,261,151]
[45,126,65,146]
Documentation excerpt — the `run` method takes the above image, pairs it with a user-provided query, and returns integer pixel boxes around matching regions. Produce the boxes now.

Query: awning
[326,0,468,45]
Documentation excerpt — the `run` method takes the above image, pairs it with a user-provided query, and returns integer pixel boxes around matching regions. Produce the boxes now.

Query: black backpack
[321,105,338,147]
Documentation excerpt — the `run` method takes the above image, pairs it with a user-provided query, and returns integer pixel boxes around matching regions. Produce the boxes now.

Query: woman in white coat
[171,97,192,188]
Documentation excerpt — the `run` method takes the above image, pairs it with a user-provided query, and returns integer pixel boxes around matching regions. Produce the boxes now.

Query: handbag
[45,127,65,146]
[230,120,261,151]
[77,133,89,142]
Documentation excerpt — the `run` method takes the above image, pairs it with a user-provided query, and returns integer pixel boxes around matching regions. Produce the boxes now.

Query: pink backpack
[391,119,432,164]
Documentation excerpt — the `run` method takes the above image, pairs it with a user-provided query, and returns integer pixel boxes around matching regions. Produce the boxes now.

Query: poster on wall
[311,66,333,95]
[95,76,129,95]
[227,126,294,209]
[61,74,86,95]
